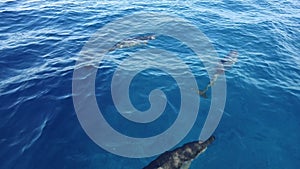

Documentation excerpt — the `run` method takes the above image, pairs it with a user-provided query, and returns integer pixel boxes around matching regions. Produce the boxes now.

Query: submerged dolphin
[108,34,156,52]
[143,136,215,169]
[198,50,238,98]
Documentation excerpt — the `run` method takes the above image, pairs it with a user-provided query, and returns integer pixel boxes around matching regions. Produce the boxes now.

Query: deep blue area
[0,0,299,169]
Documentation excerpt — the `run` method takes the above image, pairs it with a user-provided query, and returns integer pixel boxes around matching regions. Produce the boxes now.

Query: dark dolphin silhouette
[198,50,238,98]
[143,136,215,169]
[108,34,156,52]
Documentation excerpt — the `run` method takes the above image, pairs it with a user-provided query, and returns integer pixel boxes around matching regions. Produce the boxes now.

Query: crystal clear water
[1,0,299,169]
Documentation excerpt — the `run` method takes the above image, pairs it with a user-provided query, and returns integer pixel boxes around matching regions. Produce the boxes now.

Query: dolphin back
[143,136,215,169]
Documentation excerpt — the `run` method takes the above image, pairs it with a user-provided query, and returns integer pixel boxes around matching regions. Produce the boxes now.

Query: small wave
[21,117,48,153]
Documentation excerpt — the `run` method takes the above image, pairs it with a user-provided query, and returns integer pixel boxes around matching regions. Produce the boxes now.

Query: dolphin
[108,34,156,52]
[143,136,215,169]
[198,50,238,98]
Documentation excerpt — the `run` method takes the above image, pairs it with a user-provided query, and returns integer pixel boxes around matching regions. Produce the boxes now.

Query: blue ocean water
[1,0,299,169]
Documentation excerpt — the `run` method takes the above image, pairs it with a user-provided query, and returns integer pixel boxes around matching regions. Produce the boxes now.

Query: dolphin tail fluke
[198,90,208,98]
